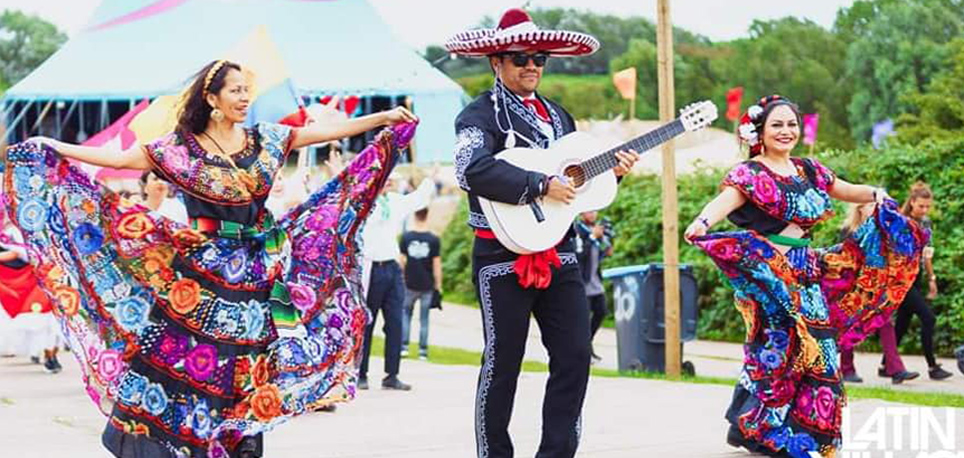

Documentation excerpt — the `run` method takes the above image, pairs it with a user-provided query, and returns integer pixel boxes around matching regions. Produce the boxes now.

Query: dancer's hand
[613,150,640,177]
[26,136,62,151]
[874,187,890,205]
[384,106,418,125]
[683,218,709,244]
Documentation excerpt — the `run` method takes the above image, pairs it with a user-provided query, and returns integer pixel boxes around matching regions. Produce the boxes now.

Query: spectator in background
[888,182,953,380]
[358,172,435,391]
[139,171,188,225]
[838,203,918,384]
[574,211,612,363]
[0,215,61,374]
[399,207,441,360]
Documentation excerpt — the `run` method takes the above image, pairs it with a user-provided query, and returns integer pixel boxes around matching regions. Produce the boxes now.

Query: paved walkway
[428,302,964,396]
[1,302,962,457]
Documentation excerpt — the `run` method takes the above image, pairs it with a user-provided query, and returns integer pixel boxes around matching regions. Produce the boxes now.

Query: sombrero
[444,8,599,57]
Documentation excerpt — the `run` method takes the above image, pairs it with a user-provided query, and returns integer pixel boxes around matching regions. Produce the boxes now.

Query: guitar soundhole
[563,165,587,188]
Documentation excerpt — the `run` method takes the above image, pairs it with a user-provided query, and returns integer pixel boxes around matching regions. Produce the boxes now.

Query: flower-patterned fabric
[691,159,928,458]
[1,122,416,457]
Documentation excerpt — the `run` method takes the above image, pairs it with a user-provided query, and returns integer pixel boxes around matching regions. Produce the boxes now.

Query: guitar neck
[580,119,686,180]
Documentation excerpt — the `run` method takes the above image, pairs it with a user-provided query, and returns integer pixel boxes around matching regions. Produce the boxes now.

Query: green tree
[710,17,852,148]
[0,10,67,85]
[842,0,964,142]
[895,38,964,144]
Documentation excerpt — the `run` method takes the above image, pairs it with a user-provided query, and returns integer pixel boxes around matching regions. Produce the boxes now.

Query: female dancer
[684,95,927,457]
[3,60,416,457]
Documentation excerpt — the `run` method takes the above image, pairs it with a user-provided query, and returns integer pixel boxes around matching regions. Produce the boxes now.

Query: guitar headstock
[679,101,719,132]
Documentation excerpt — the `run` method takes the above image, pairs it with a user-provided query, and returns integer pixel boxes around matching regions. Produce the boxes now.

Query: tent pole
[55,100,63,138]
[100,99,108,131]
[4,100,35,143]
[30,99,56,133]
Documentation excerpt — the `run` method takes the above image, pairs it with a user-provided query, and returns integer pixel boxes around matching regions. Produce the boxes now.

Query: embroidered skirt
[691,201,927,457]
[1,124,415,457]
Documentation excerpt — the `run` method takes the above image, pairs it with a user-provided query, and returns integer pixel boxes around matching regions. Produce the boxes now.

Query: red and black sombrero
[444,8,600,57]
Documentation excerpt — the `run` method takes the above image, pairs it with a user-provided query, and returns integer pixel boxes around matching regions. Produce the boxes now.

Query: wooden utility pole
[656,0,681,378]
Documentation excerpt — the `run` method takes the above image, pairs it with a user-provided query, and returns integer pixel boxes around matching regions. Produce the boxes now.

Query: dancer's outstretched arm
[25,137,152,170]
[291,106,417,149]
[828,179,887,204]
[683,186,747,242]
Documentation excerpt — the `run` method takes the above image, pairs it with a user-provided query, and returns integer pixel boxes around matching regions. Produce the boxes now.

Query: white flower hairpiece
[738,122,758,145]
[747,105,764,120]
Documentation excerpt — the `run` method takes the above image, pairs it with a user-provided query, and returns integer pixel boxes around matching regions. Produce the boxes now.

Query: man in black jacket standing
[574,211,612,363]
[446,9,638,458]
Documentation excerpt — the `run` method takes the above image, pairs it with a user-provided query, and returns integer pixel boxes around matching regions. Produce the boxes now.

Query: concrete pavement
[1,302,963,457]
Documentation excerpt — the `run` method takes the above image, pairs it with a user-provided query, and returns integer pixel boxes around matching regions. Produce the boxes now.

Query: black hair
[176,60,243,135]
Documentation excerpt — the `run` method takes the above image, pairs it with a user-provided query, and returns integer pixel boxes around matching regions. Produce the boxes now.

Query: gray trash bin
[602,264,698,374]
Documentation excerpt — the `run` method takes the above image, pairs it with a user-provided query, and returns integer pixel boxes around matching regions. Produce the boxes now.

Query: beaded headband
[203,60,228,95]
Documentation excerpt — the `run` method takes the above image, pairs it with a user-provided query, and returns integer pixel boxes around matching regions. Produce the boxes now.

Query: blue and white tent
[2,0,465,164]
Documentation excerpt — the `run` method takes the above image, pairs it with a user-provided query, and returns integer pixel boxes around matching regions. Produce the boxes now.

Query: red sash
[475,229,561,289]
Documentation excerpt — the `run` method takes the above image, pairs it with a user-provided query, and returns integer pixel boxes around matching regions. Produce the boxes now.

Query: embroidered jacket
[453,81,576,243]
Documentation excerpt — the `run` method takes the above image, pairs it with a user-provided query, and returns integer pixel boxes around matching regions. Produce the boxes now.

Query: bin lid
[602,263,692,279]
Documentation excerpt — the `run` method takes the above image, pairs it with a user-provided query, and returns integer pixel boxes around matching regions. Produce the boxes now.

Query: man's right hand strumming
[545,176,575,204]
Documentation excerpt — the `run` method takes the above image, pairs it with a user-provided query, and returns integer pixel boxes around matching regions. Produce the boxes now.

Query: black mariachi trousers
[472,239,591,458]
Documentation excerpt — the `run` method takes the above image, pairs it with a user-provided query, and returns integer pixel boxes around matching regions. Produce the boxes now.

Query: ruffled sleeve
[721,161,788,223]
[802,158,836,192]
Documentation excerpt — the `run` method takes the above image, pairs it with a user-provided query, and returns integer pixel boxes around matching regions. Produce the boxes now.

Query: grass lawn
[371,336,964,409]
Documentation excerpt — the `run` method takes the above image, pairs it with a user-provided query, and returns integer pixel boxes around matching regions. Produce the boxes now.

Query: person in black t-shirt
[399,207,441,359]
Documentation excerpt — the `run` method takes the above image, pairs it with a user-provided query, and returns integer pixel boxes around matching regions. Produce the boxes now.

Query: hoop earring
[211,108,225,122]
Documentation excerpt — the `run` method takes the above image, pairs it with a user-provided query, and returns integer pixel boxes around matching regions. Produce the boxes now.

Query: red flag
[803,113,819,146]
[725,87,744,122]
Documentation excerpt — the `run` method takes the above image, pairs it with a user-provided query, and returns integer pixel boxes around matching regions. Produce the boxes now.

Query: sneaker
[381,376,412,391]
[42,358,60,374]
[30,356,41,365]
[357,377,369,391]
[892,370,920,385]
[928,365,953,381]
[400,348,410,358]
[313,403,337,413]
[877,366,888,378]
[955,345,964,376]
[51,357,63,373]
[842,373,863,383]
[418,353,428,361]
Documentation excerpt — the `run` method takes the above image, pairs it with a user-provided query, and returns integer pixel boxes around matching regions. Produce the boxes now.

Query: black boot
[236,434,263,458]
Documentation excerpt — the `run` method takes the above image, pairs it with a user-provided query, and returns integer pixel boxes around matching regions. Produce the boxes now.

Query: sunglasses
[503,52,549,68]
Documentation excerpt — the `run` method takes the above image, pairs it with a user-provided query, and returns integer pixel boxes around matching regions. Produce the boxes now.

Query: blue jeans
[402,288,433,354]
[360,261,404,378]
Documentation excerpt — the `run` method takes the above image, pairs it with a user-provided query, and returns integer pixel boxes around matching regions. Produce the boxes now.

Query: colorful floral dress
[691,158,927,458]
[1,122,415,457]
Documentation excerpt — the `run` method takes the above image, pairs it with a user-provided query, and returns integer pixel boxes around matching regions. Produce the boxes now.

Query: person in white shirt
[140,171,189,225]
[357,172,434,391]
[0,218,62,373]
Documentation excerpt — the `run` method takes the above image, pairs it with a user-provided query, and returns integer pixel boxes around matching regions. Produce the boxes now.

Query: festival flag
[70,99,151,181]
[871,119,895,149]
[802,113,819,146]
[129,25,302,142]
[612,67,637,100]
[725,86,744,122]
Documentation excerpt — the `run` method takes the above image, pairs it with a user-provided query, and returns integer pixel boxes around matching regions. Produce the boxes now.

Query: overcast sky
[1,0,857,50]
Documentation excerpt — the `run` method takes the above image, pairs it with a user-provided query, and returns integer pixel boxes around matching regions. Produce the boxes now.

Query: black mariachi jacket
[453,82,577,258]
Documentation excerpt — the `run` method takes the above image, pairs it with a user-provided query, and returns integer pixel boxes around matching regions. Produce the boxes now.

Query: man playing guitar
[446,9,638,458]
